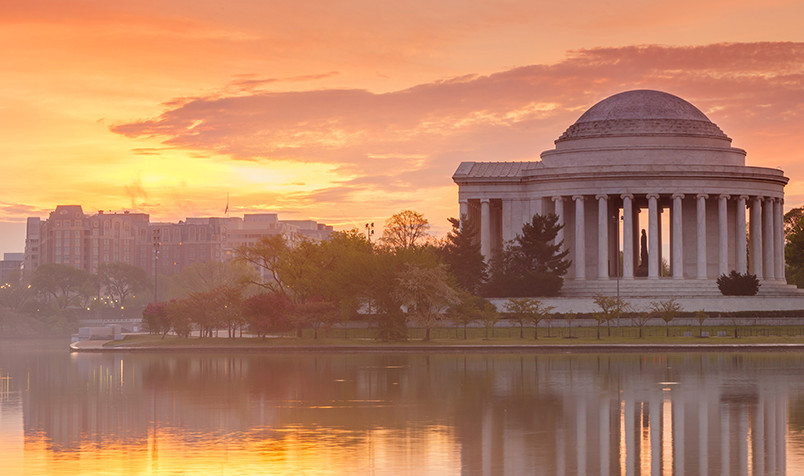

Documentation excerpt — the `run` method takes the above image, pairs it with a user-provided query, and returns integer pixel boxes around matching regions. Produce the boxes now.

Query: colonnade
[461,193,785,282]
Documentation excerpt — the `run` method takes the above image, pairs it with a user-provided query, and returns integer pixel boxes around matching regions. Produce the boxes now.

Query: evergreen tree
[439,215,486,293]
[485,213,570,297]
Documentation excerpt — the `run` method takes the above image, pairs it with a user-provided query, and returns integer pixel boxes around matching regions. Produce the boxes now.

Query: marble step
[557,279,804,297]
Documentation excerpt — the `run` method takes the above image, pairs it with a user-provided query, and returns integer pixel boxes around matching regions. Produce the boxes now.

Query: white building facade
[453,90,796,297]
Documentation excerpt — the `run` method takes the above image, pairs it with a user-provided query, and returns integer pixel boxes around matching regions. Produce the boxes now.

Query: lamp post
[365,222,374,243]
[613,213,622,327]
[152,229,161,303]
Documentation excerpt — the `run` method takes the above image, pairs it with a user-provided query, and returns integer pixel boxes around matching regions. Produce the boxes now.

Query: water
[1,340,804,475]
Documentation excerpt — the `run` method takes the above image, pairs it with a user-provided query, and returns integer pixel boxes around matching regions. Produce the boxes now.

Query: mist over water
[1,340,803,475]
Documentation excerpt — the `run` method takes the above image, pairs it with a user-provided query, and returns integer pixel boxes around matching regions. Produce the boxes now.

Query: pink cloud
[112,42,804,207]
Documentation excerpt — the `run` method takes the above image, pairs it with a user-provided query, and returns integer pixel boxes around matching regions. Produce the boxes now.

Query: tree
[650,298,682,337]
[98,262,149,307]
[562,311,578,339]
[164,298,193,338]
[449,291,487,339]
[0,272,33,310]
[592,294,628,338]
[292,299,339,339]
[142,301,171,338]
[504,297,554,339]
[485,213,570,297]
[786,206,804,287]
[379,210,430,249]
[242,291,294,338]
[632,309,653,338]
[716,271,760,296]
[30,264,94,309]
[439,216,486,293]
[235,234,290,293]
[394,263,460,341]
[169,260,256,299]
[694,309,709,337]
[478,299,500,339]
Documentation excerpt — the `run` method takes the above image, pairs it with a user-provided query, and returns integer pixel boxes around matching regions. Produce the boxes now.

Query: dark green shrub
[717,271,760,296]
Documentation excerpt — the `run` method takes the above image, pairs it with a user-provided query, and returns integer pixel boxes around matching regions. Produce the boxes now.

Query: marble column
[502,199,514,243]
[736,196,748,274]
[520,199,531,229]
[480,199,491,260]
[553,196,564,248]
[751,197,763,278]
[622,194,634,279]
[764,197,775,280]
[574,195,586,280]
[531,197,543,218]
[775,198,784,281]
[459,199,469,225]
[648,194,660,279]
[672,193,684,279]
[597,194,609,279]
[718,195,729,277]
[697,194,708,279]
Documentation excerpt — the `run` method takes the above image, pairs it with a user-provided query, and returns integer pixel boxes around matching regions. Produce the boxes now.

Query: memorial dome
[555,90,729,143]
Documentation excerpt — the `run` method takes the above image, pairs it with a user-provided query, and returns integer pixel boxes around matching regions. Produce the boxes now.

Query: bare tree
[592,294,628,339]
[650,298,682,337]
[379,210,430,249]
[504,297,554,339]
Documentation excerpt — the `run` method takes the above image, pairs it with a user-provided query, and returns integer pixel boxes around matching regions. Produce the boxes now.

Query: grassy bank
[105,325,804,348]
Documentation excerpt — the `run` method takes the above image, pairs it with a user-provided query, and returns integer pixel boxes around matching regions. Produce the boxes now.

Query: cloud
[0,202,52,219]
[112,42,804,208]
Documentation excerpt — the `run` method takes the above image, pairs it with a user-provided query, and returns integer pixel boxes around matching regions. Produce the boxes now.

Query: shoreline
[70,340,804,353]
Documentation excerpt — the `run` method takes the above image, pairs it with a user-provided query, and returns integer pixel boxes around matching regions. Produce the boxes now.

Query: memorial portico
[453,90,795,297]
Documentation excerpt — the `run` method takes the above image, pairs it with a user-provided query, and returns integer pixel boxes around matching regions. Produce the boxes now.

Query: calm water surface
[1,339,804,475]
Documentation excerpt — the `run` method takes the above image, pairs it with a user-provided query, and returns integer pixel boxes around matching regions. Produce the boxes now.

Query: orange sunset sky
[2,1,804,255]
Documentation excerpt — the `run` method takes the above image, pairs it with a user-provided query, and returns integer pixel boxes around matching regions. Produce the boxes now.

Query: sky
[2,0,804,255]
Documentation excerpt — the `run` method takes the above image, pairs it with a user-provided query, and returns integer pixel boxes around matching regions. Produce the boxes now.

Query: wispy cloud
[112,42,804,211]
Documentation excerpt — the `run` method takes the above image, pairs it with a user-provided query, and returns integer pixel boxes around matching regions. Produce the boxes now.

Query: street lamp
[365,222,374,243]
[613,213,623,327]
[152,229,161,303]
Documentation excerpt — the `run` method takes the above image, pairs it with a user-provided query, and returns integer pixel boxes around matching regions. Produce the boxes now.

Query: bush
[717,271,760,296]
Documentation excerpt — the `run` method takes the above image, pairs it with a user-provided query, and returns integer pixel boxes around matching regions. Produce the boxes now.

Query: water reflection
[1,341,803,475]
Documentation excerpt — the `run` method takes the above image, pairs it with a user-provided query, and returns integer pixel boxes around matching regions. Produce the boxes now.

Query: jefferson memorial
[453,90,801,300]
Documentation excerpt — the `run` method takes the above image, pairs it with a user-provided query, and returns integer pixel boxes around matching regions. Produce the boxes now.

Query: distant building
[24,206,332,277]
[24,217,42,274]
[23,206,151,277]
[0,253,23,284]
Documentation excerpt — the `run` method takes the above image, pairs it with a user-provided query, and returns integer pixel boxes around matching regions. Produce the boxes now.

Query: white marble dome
[556,90,729,144]
[544,90,740,166]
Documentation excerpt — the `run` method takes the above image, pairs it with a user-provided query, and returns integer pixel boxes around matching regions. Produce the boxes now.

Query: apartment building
[24,206,333,277]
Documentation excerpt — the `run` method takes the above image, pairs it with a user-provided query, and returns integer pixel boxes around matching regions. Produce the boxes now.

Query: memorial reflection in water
[1,341,803,475]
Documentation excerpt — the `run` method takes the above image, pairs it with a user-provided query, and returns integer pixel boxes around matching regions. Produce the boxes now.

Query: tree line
[142,209,571,341]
